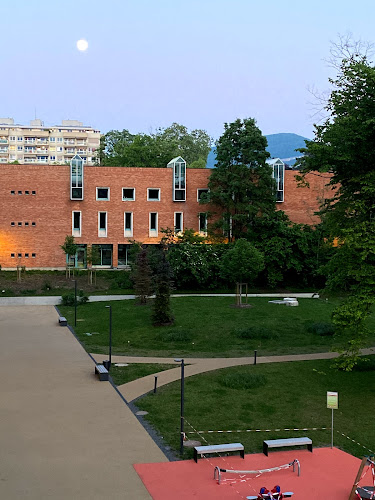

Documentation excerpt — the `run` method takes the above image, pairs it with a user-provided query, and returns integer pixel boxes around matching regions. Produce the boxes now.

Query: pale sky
[1,0,374,140]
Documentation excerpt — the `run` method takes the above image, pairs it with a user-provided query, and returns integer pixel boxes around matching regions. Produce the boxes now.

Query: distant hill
[206,133,309,168]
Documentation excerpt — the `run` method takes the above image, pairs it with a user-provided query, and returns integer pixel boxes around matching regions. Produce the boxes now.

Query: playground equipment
[349,456,375,499]
[246,485,294,499]
[214,459,300,485]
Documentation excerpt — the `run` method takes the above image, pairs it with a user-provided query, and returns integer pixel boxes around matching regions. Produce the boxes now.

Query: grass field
[59,296,375,357]
[134,357,375,459]
[110,363,175,385]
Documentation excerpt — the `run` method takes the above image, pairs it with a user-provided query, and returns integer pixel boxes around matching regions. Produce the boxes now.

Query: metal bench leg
[194,449,198,463]
[240,449,245,459]
[308,443,313,452]
[263,442,268,456]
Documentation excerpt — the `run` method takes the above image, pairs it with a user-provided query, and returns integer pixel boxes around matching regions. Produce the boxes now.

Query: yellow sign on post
[327,391,338,409]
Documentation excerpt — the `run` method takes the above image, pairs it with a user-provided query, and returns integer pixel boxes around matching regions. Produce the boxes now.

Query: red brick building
[0,157,333,270]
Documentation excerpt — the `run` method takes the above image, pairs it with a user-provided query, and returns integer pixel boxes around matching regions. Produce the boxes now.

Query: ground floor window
[92,244,112,267]
[118,244,131,267]
[66,244,87,268]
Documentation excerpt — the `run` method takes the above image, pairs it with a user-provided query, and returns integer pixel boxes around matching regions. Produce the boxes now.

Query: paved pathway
[0,292,320,306]
[0,306,166,500]
[92,348,375,403]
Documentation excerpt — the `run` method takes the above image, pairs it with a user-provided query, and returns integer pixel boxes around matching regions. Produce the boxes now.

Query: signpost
[327,391,338,448]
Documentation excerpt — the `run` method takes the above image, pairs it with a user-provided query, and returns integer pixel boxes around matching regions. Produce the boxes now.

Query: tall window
[149,212,158,237]
[98,212,107,237]
[70,155,84,200]
[199,213,207,235]
[168,156,186,201]
[72,211,81,237]
[174,212,183,234]
[197,188,209,202]
[269,159,284,202]
[124,212,133,237]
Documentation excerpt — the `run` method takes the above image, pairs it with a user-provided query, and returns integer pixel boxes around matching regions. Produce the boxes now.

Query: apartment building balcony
[36,148,49,153]
[36,138,49,144]
[0,138,8,144]
[76,140,87,146]
[64,139,75,145]
[24,148,36,154]
[76,149,86,154]
[0,147,8,153]
[24,139,36,144]
[24,157,37,163]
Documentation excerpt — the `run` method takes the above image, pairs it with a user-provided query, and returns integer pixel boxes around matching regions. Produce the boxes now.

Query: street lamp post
[74,279,77,326]
[174,358,185,456]
[104,305,112,371]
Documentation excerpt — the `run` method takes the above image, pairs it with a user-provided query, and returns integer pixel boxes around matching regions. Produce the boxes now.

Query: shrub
[112,271,132,290]
[234,326,279,340]
[157,330,192,342]
[219,372,267,390]
[42,281,52,291]
[61,290,89,306]
[20,289,36,295]
[307,322,335,336]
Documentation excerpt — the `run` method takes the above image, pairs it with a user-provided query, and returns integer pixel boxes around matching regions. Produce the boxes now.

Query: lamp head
[174,358,184,363]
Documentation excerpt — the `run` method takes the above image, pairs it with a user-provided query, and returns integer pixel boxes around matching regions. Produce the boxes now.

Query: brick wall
[0,164,333,269]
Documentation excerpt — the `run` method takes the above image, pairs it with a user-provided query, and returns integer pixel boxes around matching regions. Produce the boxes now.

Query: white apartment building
[0,118,100,165]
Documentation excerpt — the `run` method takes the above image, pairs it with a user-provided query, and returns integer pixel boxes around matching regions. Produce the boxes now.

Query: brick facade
[0,164,333,269]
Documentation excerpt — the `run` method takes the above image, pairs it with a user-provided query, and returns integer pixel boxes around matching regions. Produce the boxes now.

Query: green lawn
[59,296,375,357]
[135,357,375,459]
[110,363,175,385]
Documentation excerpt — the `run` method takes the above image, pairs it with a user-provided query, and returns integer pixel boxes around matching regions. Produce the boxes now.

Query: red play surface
[135,448,361,499]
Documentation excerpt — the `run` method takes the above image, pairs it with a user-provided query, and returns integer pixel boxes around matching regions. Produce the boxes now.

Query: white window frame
[96,187,110,201]
[197,188,209,202]
[72,211,82,237]
[147,188,160,201]
[124,212,133,237]
[174,212,183,234]
[199,212,208,235]
[98,211,107,237]
[149,212,158,237]
[122,187,135,201]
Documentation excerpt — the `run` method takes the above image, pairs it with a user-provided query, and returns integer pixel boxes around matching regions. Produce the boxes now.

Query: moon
[76,39,89,52]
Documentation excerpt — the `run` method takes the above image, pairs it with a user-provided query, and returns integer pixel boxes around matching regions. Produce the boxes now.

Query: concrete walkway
[0,306,166,500]
[0,292,320,306]
[98,348,375,403]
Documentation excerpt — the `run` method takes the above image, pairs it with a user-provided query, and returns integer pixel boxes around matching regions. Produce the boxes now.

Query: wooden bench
[263,437,312,456]
[194,443,244,463]
[58,316,67,326]
[95,364,109,381]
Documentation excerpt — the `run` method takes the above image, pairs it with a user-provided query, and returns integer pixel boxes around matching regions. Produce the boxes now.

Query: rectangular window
[11,190,15,195]
[25,190,29,195]
[98,212,107,237]
[122,187,135,201]
[72,211,81,237]
[96,187,110,200]
[118,244,130,267]
[49,137,55,142]
[92,244,112,267]
[174,212,183,234]
[11,253,15,258]
[32,253,36,258]
[25,253,29,258]
[124,212,133,237]
[197,188,209,202]
[199,213,208,235]
[149,212,158,237]
[10,222,15,226]
[17,137,23,142]
[25,222,29,226]
[147,188,160,201]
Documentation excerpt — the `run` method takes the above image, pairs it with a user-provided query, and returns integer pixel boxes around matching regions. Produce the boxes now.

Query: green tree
[220,239,264,285]
[297,51,375,369]
[203,118,276,241]
[152,251,174,326]
[98,123,211,168]
[133,247,152,305]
